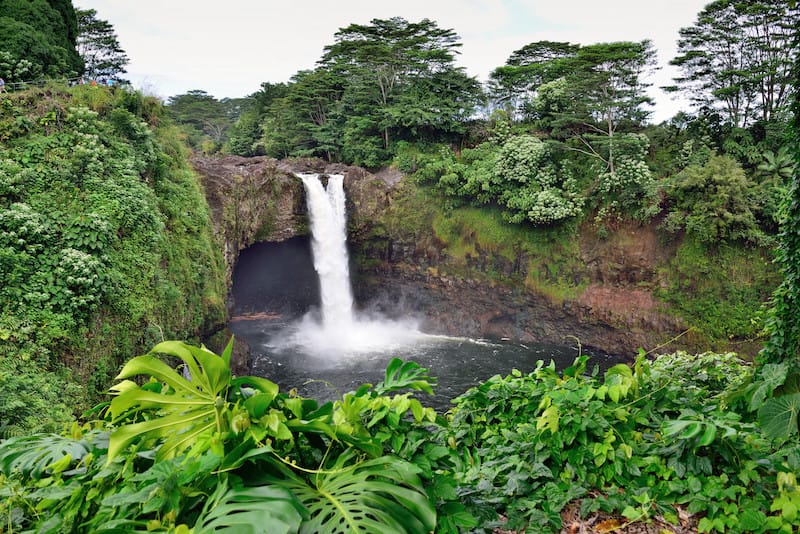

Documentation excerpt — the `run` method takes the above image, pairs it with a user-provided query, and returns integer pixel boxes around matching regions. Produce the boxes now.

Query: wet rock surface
[192,155,393,284]
[193,156,703,358]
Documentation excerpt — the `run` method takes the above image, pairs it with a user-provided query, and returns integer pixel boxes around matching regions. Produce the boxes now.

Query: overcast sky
[78,0,709,123]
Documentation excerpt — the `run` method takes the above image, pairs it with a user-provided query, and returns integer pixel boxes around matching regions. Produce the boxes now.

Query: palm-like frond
[107,341,232,461]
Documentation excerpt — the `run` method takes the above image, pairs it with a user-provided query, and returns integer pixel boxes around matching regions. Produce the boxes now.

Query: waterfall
[273,171,423,360]
[298,173,354,328]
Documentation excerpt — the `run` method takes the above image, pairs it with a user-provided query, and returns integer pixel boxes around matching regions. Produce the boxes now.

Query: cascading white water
[299,173,354,327]
[272,172,424,360]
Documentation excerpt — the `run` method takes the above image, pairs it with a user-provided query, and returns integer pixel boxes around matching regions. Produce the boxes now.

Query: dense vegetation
[0,0,82,82]
[170,7,793,349]
[1,341,799,532]
[0,85,226,436]
[1,0,799,532]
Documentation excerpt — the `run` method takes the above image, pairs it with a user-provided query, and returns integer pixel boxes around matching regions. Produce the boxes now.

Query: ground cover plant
[1,341,798,533]
[443,351,800,532]
[0,340,474,533]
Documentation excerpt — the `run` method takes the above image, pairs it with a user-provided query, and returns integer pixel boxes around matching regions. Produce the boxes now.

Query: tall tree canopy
[261,17,483,167]
[669,0,797,128]
[323,17,482,163]
[166,90,243,150]
[76,8,128,81]
[225,82,289,156]
[0,0,82,81]
[550,41,657,138]
[488,41,579,119]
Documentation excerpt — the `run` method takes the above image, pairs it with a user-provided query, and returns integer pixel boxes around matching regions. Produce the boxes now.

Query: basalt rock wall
[354,224,690,357]
[193,156,712,357]
[192,155,392,284]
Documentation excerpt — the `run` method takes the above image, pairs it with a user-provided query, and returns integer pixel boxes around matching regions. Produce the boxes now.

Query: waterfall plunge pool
[229,239,619,412]
[229,314,616,412]
[228,174,620,412]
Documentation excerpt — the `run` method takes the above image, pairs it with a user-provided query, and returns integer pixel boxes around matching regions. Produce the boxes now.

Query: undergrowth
[0,86,226,435]
[1,342,798,533]
[657,238,780,343]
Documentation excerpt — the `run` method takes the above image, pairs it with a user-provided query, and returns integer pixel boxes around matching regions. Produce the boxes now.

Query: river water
[229,236,619,413]
[230,174,621,411]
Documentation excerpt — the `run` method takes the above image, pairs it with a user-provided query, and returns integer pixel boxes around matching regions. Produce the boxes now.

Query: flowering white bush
[496,135,583,225]
[53,247,105,316]
[596,133,658,221]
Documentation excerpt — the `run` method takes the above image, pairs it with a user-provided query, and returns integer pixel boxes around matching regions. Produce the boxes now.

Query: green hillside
[0,85,226,435]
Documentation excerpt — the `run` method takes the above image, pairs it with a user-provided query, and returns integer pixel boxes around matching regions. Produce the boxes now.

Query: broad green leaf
[109,409,217,460]
[114,355,201,400]
[194,478,306,534]
[375,359,436,395]
[244,392,277,419]
[696,424,717,446]
[265,452,435,534]
[738,509,767,531]
[220,335,235,368]
[107,341,236,461]
[0,432,99,480]
[749,363,789,411]
[663,419,702,440]
[231,375,279,398]
[758,393,800,440]
[536,405,559,434]
[149,341,230,396]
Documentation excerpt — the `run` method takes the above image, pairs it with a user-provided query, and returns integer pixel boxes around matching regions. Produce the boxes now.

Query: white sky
[77,0,709,123]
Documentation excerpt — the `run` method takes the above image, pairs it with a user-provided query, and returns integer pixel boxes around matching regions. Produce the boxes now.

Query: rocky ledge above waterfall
[191,155,398,283]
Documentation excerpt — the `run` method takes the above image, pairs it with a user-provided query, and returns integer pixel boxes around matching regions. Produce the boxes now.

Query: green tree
[166,90,233,150]
[760,11,800,371]
[318,17,482,165]
[544,41,658,217]
[262,69,345,160]
[488,41,579,119]
[0,0,82,80]
[75,8,128,81]
[669,0,797,128]
[663,154,765,244]
[225,82,288,156]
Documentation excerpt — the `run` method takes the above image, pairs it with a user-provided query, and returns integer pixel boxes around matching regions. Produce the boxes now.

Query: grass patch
[656,238,780,342]
[431,204,586,300]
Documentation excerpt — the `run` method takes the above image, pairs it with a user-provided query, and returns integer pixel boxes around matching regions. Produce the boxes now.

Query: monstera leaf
[266,450,436,534]
[108,340,233,461]
[194,476,306,534]
[0,430,105,480]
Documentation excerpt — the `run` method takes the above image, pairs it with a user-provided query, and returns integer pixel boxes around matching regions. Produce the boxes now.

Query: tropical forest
[0,0,799,532]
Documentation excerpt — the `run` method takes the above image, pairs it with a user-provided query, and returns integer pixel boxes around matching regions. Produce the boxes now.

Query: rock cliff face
[354,225,688,357]
[192,156,392,284]
[192,156,724,357]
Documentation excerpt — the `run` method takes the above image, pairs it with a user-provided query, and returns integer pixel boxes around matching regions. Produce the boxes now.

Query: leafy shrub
[0,86,226,432]
[663,155,767,245]
[657,238,779,341]
[414,136,584,225]
[442,352,798,533]
[494,135,583,225]
[595,134,659,221]
[0,341,471,533]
